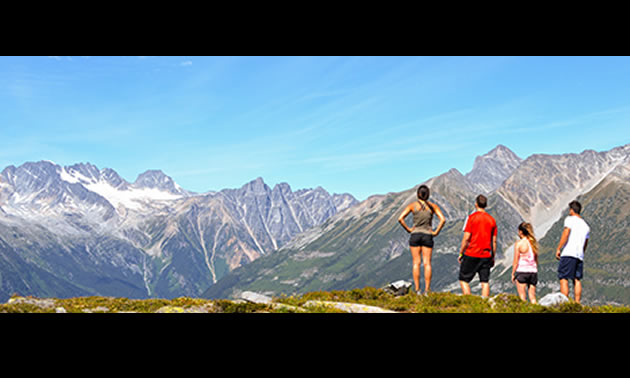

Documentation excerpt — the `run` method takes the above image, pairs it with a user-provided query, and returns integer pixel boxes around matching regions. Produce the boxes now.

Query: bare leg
[515,281,528,301]
[481,282,490,298]
[574,279,582,304]
[528,285,537,304]
[460,281,471,295]
[410,246,422,293]
[421,247,433,294]
[559,279,570,298]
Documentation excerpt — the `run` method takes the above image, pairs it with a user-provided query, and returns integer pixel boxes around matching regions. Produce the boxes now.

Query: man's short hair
[569,200,582,215]
[476,194,488,209]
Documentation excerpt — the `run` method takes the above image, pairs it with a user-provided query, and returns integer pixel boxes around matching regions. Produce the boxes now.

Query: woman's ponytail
[417,185,434,213]
[518,222,539,262]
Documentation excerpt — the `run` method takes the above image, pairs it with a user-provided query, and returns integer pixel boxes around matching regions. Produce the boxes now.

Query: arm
[556,227,571,260]
[583,238,588,254]
[398,204,414,234]
[489,223,498,266]
[431,202,446,236]
[511,240,528,281]
[490,234,497,267]
[511,241,520,282]
[458,232,471,263]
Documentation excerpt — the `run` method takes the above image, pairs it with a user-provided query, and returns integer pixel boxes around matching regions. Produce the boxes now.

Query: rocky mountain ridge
[496,144,630,239]
[204,143,630,306]
[3,142,630,305]
[465,144,523,193]
[0,162,357,301]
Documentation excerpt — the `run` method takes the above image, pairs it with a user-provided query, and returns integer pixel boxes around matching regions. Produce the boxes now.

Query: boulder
[539,293,570,306]
[82,306,110,313]
[240,291,274,304]
[303,300,397,313]
[8,297,56,309]
[382,280,412,296]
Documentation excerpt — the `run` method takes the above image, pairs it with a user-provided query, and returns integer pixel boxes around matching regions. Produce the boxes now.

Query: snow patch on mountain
[85,182,183,210]
[59,165,183,211]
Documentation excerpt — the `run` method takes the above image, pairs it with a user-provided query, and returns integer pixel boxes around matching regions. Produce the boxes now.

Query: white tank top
[516,238,537,273]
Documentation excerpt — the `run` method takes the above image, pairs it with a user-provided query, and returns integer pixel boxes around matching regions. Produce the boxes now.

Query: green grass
[3,288,630,313]
[271,287,630,313]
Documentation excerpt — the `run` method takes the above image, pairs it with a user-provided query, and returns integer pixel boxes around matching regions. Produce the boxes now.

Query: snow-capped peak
[84,181,183,210]
[59,164,186,211]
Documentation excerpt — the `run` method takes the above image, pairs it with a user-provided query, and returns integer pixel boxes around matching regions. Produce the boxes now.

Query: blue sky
[1,56,630,200]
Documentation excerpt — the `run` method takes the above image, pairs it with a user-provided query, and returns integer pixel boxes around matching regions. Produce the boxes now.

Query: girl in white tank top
[511,222,539,304]
[516,238,537,273]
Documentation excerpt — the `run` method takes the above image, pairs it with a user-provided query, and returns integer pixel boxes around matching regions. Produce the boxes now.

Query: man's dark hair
[476,194,487,209]
[569,200,582,215]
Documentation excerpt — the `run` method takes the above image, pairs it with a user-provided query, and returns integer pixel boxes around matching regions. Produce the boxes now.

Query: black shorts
[558,256,583,280]
[515,272,538,286]
[409,232,434,248]
[459,255,492,283]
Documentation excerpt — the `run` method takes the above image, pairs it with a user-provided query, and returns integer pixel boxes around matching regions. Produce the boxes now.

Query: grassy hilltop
[2,287,630,313]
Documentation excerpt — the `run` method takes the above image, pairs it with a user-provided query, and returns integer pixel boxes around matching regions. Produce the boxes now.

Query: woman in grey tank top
[398,185,446,295]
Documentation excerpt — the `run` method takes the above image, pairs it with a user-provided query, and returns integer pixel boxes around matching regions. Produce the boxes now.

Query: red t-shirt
[463,211,497,258]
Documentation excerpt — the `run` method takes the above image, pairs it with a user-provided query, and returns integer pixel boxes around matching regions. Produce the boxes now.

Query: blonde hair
[518,222,539,260]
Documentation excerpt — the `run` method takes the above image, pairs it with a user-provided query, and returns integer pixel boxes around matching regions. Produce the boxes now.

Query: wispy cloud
[293,142,470,173]
[47,56,74,61]
[180,61,193,67]
[293,89,350,104]
[492,104,630,137]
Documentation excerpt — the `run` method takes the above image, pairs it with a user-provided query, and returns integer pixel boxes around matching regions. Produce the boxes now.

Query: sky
[1,56,630,201]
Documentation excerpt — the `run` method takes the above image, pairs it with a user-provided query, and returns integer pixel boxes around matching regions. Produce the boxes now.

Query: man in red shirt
[458,194,497,298]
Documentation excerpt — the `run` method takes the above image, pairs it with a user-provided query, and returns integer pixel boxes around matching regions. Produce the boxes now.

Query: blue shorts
[558,256,583,280]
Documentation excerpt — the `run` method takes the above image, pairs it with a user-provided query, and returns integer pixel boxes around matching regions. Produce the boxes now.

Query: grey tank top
[412,201,433,234]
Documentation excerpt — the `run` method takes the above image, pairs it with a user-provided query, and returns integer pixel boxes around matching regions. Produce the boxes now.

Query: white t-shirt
[561,215,590,261]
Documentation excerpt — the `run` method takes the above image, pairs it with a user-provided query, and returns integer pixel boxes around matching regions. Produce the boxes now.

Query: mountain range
[2,142,630,306]
[0,162,357,301]
[203,143,630,306]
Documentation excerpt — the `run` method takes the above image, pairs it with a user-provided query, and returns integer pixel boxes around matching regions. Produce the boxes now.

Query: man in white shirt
[555,200,590,304]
